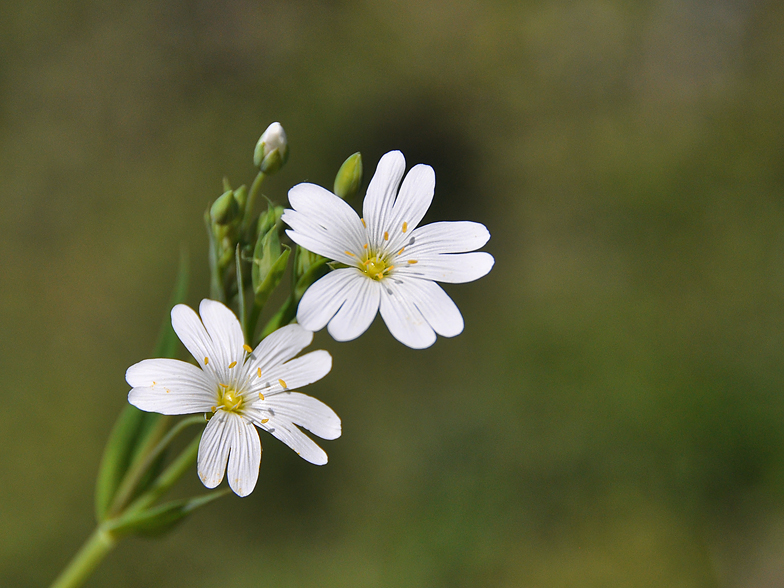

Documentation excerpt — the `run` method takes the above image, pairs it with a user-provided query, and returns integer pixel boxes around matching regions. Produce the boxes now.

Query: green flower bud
[333,152,363,201]
[256,205,284,239]
[232,185,248,212]
[293,245,327,300]
[210,190,240,226]
[253,122,289,174]
[252,227,290,307]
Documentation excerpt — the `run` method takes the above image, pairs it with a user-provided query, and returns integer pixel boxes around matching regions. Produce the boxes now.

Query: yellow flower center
[218,386,244,413]
[363,257,387,279]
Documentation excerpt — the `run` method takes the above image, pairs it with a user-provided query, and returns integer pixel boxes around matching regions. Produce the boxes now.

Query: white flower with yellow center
[282,150,494,349]
[126,299,340,497]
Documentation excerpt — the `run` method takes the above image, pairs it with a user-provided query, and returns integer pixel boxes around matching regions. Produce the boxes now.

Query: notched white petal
[260,418,330,465]
[250,323,314,372]
[199,299,245,367]
[379,283,437,349]
[226,417,261,497]
[262,392,341,440]
[197,412,232,489]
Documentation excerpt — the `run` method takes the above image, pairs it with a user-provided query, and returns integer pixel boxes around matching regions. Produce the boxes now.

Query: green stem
[50,526,117,588]
[260,294,297,339]
[126,433,202,514]
[108,416,203,517]
[242,171,266,236]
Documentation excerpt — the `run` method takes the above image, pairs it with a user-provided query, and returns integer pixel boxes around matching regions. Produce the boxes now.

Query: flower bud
[252,226,290,306]
[333,152,363,201]
[253,122,289,174]
[210,190,240,226]
[256,205,284,239]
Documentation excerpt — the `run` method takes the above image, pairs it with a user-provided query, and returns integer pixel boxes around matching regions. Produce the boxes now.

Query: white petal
[251,350,332,396]
[404,221,490,255]
[391,278,464,337]
[363,151,405,245]
[286,183,366,255]
[127,358,215,415]
[226,417,261,497]
[385,164,435,251]
[394,251,495,284]
[171,304,221,374]
[198,299,245,370]
[260,392,341,440]
[258,417,329,465]
[378,281,437,349]
[249,323,313,373]
[197,411,232,489]
[296,269,362,332]
[327,273,381,342]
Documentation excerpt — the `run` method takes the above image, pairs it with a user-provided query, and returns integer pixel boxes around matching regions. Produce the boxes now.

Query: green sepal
[252,227,291,307]
[333,152,363,201]
[210,190,239,226]
[256,204,284,240]
[109,491,227,538]
[293,245,328,301]
[94,250,189,522]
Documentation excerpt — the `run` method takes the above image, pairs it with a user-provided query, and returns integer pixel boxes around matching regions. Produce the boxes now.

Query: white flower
[126,299,340,497]
[282,150,494,349]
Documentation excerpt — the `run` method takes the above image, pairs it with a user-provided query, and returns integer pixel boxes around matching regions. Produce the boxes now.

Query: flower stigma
[217,384,244,413]
[361,252,392,280]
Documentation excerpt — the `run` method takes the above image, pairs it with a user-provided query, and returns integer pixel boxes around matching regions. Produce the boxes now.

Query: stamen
[211,405,217,413]
[261,418,269,424]
[361,218,366,227]
[259,392,265,400]
[386,265,394,272]
[397,248,405,255]
[243,344,253,353]
[278,378,288,389]
[228,361,237,369]
[408,260,418,264]
[257,367,262,378]
[345,250,356,257]
[384,231,389,240]
[402,222,408,233]
[204,357,209,365]
[363,243,368,249]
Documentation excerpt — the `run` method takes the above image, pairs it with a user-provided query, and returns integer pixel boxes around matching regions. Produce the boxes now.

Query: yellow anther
[261,418,269,424]
[228,361,237,369]
[211,405,217,413]
[361,218,366,227]
[204,357,209,365]
[257,367,262,378]
[152,381,156,386]
[384,231,389,240]
[386,265,394,272]
[408,260,418,264]
[397,248,405,255]
[363,243,369,249]
[402,222,408,233]
[243,344,253,353]
[278,378,288,389]
[345,250,355,257]
[259,392,265,400]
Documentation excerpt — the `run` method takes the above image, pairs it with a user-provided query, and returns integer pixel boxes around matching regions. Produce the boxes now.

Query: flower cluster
[127,148,492,497]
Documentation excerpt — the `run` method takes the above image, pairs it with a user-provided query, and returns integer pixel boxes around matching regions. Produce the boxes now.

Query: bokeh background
[3,0,784,586]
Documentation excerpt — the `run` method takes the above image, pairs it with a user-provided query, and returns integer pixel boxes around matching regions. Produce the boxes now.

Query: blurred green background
[3,0,784,586]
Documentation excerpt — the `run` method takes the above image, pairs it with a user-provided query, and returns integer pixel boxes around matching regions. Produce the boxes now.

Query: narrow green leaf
[110,490,228,537]
[235,245,247,339]
[94,250,189,522]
